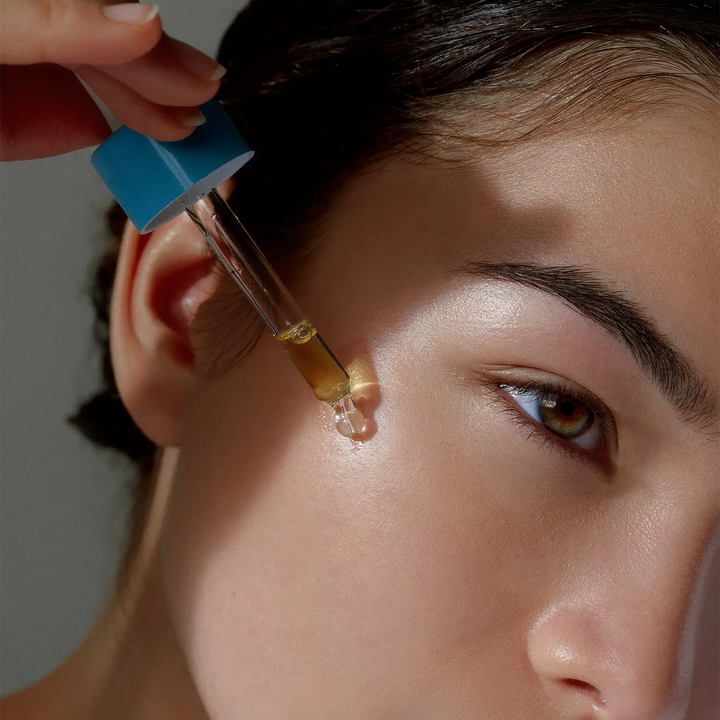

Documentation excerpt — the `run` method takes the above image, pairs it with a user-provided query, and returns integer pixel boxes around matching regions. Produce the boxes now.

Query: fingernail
[103,3,159,24]
[172,40,227,82]
[176,109,206,127]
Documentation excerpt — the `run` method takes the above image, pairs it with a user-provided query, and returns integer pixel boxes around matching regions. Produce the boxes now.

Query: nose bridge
[527,497,719,720]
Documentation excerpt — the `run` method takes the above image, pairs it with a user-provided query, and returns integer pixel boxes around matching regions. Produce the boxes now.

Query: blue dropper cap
[91,99,254,233]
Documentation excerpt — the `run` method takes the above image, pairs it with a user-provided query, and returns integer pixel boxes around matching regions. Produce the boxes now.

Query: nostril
[561,678,607,709]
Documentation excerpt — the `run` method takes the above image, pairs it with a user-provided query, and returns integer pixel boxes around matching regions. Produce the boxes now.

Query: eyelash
[479,376,616,468]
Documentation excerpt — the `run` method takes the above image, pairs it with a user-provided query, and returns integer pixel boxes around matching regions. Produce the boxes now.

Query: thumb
[1,1,162,66]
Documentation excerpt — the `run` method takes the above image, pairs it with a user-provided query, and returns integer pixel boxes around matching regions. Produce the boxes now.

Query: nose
[527,606,691,720]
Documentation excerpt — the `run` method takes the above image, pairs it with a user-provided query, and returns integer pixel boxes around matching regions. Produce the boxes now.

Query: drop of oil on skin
[333,394,366,437]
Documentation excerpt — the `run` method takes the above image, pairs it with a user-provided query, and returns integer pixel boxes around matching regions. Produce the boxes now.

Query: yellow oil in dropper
[276,320,364,436]
[186,190,365,437]
[276,320,349,402]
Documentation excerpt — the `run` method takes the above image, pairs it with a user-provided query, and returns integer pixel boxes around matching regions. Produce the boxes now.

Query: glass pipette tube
[185,189,365,438]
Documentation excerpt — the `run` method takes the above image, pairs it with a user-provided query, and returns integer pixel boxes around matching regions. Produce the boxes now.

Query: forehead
[320,104,718,380]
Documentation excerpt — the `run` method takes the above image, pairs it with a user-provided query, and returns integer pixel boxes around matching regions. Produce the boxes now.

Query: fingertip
[135,119,195,143]
[75,3,164,65]
[175,108,207,127]
[102,9,164,63]
[156,126,196,142]
[102,3,160,25]
[123,108,206,142]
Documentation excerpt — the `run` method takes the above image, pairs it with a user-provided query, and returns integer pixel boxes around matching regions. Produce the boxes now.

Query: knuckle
[35,0,70,62]
[36,0,64,31]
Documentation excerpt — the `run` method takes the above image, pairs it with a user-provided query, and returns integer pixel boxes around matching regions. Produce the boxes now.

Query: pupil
[558,400,576,417]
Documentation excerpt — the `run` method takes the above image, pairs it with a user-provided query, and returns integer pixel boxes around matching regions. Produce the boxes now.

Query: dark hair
[68,0,719,591]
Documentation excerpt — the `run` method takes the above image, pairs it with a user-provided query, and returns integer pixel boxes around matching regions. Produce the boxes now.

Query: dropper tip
[333,394,366,438]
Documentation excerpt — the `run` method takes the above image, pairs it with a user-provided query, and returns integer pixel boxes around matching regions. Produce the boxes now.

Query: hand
[0,1,227,160]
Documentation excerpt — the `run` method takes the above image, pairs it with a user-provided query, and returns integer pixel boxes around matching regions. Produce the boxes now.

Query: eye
[501,384,601,452]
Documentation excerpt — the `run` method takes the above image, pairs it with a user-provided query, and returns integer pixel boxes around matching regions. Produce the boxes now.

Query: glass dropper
[89,98,362,435]
[185,189,366,438]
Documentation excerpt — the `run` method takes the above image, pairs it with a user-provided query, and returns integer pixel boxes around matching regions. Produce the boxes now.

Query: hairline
[406,32,719,156]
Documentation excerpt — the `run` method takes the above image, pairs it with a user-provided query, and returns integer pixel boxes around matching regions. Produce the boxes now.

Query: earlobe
[110,209,221,448]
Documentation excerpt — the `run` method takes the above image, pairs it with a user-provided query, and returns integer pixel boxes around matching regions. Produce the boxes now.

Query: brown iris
[538,393,594,439]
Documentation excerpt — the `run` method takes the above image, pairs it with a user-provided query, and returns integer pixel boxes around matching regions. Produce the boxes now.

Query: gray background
[0,0,248,695]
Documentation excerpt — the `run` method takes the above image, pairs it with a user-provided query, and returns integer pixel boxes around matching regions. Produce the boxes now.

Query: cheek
[159,316,566,717]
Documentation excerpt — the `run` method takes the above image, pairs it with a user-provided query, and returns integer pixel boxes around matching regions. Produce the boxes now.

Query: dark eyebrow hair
[460,262,718,431]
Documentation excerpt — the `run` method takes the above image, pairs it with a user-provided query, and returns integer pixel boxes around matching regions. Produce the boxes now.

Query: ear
[110,188,231,448]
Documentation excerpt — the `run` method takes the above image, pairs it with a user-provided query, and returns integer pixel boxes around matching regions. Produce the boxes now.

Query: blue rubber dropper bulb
[91,99,254,233]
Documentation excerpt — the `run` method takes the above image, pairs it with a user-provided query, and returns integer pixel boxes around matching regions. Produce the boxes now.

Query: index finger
[0,0,162,65]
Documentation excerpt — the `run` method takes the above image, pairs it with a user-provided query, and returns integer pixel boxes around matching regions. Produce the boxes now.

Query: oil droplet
[333,394,366,437]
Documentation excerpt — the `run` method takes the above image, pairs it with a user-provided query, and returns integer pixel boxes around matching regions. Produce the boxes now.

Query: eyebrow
[460,262,718,432]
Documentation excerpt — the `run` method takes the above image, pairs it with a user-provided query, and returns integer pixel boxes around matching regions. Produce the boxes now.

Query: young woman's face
[159,105,719,719]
